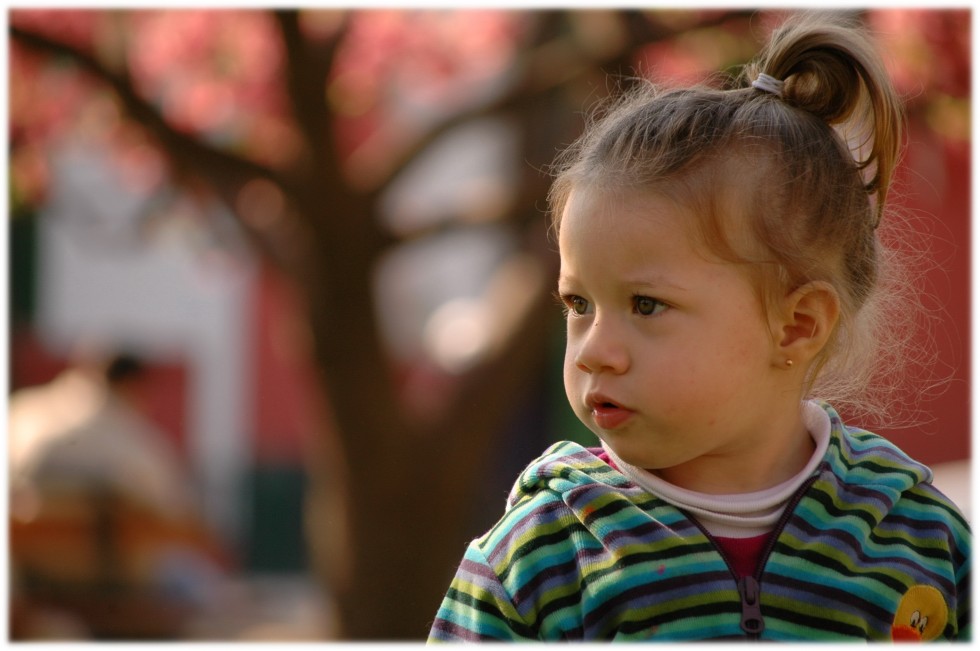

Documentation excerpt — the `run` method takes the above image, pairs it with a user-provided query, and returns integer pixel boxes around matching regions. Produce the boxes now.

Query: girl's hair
[549,13,912,422]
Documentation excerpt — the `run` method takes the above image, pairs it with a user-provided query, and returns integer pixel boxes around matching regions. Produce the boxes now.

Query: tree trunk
[297,201,557,636]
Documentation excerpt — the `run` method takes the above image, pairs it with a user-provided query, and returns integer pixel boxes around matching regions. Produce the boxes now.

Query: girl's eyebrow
[556,274,579,289]
[557,275,688,292]
[623,271,688,292]
[629,277,688,292]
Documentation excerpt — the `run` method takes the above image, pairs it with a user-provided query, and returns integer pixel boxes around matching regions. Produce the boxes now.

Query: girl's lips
[588,395,634,430]
[592,405,634,430]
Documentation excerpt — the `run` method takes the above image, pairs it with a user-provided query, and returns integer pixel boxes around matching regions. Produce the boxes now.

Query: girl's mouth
[587,395,634,430]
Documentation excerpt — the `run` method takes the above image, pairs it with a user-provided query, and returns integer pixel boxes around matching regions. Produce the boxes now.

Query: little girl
[428,13,970,642]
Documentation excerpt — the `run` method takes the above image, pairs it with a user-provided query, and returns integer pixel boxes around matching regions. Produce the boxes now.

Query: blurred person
[10,352,195,518]
[9,351,228,639]
[429,14,970,641]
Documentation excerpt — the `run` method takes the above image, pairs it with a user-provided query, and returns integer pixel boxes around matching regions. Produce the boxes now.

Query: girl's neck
[602,402,832,539]
[650,403,815,495]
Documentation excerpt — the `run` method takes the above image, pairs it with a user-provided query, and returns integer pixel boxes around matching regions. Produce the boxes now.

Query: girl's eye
[633,295,666,316]
[558,294,589,316]
[568,296,589,316]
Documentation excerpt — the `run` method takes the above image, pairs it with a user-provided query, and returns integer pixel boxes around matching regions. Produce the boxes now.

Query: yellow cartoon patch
[891,585,948,642]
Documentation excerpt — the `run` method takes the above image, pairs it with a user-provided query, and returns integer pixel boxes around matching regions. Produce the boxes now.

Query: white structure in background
[376,117,531,374]
[36,139,256,542]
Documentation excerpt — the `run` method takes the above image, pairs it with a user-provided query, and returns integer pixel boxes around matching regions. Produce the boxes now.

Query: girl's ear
[774,281,840,366]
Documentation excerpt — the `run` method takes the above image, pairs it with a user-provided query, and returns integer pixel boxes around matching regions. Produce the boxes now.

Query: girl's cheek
[564,326,585,359]
[563,353,578,381]
[563,354,584,391]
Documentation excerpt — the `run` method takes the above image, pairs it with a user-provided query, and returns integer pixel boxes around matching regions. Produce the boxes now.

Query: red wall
[857,128,970,464]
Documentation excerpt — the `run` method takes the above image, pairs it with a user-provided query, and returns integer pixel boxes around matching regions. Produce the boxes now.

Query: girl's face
[558,185,800,492]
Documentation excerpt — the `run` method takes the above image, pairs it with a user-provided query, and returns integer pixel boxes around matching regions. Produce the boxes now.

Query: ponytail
[743,14,904,226]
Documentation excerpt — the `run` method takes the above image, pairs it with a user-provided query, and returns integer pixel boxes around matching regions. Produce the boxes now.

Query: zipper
[736,575,764,635]
[687,474,820,639]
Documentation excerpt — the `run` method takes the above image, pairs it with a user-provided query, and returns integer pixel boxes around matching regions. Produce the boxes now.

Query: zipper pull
[737,576,765,636]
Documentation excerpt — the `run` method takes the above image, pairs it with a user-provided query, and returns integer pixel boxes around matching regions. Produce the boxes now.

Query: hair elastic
[752,73,784,98]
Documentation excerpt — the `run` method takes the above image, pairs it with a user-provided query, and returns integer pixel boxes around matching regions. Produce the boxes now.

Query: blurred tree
[9,8,968,639]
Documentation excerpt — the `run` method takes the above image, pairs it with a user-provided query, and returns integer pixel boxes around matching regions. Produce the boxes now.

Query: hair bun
[745,14,903,222]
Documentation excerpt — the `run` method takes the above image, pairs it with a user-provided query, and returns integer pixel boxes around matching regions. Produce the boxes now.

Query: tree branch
[362,9,752,196]
[13,25,293,191]
[272,10,349,184]
[10,22,313,269]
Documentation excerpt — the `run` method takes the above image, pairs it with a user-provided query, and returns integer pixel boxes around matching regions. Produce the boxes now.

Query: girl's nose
[573,319,630,375]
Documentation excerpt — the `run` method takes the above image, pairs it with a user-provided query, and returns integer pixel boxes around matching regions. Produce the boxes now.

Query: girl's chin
[598,439,669,472]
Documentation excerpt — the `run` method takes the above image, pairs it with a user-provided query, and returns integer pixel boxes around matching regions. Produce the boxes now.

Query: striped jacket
[429,402,970,641]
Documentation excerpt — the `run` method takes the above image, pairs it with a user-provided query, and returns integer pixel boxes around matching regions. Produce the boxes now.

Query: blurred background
[7,8,970,641]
